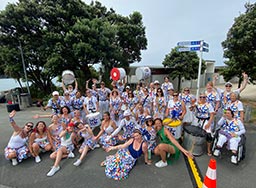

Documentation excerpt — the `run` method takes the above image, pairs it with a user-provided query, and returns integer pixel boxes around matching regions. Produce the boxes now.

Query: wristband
[9,117,14,123]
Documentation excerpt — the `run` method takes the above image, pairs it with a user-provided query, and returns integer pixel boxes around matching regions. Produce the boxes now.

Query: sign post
[177,40,209,98]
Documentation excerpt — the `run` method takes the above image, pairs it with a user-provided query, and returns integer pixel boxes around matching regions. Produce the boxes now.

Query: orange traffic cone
[202,158,216,188]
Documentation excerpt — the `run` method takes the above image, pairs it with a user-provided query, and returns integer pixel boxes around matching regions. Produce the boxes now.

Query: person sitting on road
[29,121,53,163]
[4,110,34,166]
[48,115,64,151]
[153,118,193,168]
[47,122,76,177]
[94,112,117,150]
[213,108,246,164]
[73,122,97,166]
[101,129,151,180]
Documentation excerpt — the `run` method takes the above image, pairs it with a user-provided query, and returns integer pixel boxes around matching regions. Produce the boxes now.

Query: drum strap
[142,95,149,107]
[196,117,209,128]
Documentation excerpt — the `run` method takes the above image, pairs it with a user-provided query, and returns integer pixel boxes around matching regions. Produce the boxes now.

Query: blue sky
[1,0,255,66]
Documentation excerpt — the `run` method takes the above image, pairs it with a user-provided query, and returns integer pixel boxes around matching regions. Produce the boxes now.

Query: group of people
[4,73,248,179]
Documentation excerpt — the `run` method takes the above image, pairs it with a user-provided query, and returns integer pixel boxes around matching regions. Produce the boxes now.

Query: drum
[135,67,151,80]
[62,70,75,85]
[110,68,126,81]
[163,118,182,139]
[183,125,206,156]
[86,112,101,129]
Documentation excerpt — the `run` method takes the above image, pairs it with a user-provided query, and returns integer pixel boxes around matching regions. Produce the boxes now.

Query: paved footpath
[0,99,255,187]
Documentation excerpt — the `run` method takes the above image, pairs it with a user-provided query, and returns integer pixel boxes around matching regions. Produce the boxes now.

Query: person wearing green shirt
[154,118,193,168]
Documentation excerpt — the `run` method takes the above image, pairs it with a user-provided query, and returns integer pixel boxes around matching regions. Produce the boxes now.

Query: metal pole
[19,41,31,95]
[196,40,203,99]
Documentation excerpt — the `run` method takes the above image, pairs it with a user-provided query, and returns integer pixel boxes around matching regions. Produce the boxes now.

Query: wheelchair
[212,128,246,165]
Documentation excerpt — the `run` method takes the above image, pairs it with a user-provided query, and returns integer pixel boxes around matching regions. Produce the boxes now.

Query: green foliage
[222,2,256,84]
[0,0,147,98]
[162,46,206,91]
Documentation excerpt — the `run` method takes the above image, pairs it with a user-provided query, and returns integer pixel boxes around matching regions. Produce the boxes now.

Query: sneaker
[68,152,75,158]
[11,158,18,166]
[35,156,41,163]
[155,160,168,168]
[73,159,82,166]
[213,149,220,157]
[231,155,237,164]
[95,144,100,148]
[47,166,60,177]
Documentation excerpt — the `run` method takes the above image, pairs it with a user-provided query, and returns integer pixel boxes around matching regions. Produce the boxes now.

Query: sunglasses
[200,96,206,98]
[184,89,190,91]
[26,124,33,128]
[225,85,232,87]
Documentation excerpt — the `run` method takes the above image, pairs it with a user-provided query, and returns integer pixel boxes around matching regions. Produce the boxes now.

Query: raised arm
[239,72,249,93]
[62,79,67,92]
[74,78,78,90]
[9,110,22,132]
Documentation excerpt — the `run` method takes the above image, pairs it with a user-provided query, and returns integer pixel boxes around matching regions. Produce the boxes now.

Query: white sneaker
[155,160,168,168]
[35,156,41,163]
[11,158,18,166]
[95,144,100,148]
[231,155,237,164]
[47,166,60,177]
[73,159,82,166]
[213,149,220,157]
[68,152,75,158]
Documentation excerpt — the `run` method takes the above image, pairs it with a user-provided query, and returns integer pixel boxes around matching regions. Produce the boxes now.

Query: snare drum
[86,112,101,129]
[183,125,206,156]
[62,70,75,85]
[163,118,182,139]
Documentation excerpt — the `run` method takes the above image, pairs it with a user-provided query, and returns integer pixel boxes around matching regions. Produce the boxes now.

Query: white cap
[123,110,131,117]
[225,82,233,86]
[126,86,130,89]
[145,115,152,120]
[52,91,59,96]
[154,80,160,84]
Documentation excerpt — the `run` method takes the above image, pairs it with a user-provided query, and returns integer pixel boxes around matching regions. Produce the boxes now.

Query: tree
[222,2,256,85]
[162,47,206,91]
[0,0,147,96]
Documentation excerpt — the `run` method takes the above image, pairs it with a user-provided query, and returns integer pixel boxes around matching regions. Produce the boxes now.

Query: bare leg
[53,147,67,167]
[79,146,90,161]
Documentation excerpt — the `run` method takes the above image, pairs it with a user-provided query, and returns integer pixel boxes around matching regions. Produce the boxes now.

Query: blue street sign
[203,42,209,48]
[177,40,201,46]
[203,47,209,52]
[177,47,200,52]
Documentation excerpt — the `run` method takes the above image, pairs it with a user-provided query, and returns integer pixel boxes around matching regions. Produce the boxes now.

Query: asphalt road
[0,104,255,188]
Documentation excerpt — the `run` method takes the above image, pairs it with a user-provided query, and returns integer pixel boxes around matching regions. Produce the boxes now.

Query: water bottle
[148,149,151,160]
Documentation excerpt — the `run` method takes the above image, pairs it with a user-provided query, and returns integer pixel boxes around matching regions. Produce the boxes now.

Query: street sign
[177,46,201,52]
[176,39,210,99]
[203,42,209,48]
[203,47,209,52]
[177,41,201,46]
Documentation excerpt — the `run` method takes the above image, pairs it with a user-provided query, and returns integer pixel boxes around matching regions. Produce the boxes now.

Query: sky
[1,0,255,67]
